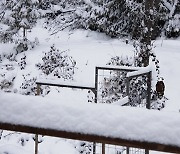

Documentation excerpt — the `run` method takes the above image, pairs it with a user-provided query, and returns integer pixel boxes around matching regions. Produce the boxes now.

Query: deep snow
[1,92,180,148]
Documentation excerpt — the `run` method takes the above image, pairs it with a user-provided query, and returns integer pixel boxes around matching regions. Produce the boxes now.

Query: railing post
[93,142,96,154]
[35,134,39,154]
[146,71,152,109]
[126,77,130,99]
[126,147,129,154]
[95,67,98,103]
[145,71,151,154]
[93,67,98,154]
[145,149,149,154]
[102,143,105,154]
[35,84,41,154]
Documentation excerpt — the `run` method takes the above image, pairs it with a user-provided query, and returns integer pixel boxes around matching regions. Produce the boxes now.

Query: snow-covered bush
[19,74,50,96]
[0,63,16,92]
[18,54,27,70]
[165,14,180,38]
[36,45,76,80]
[75,141,92,154]
[15,37,39,54]
[0,52,16,62]
[0,30,15,43]
[19,75,37,95]
[0,131,35,147]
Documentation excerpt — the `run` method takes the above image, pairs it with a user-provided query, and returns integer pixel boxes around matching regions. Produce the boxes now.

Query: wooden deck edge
[0,122,179,153]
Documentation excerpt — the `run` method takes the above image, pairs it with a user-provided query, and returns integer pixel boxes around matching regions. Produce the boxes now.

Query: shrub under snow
[36,45,76,80]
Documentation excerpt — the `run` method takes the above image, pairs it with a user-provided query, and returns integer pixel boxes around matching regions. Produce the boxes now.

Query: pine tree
[0,0,40,44]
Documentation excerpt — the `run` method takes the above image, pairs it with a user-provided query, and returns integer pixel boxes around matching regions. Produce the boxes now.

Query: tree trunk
[140,0,154,67]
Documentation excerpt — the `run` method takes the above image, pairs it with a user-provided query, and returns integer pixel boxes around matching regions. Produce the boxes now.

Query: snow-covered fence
[95,66,152,108]
[0,93,180,153]
[37,65,152,107]
[126,66,152,109]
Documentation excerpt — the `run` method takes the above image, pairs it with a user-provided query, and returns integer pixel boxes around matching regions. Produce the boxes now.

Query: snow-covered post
[127,66,152,110]
[126,77,130,98]
[95,67,98,103]
[93,67,98,154]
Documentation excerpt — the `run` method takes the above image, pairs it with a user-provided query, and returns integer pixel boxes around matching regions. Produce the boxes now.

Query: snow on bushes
[165,14,180,38]
[36,45,76,80]
[77,141,92,154]
[18,54,27,70]
[15,37,39,54]
[0,63,16,92]
[19,74,50,96]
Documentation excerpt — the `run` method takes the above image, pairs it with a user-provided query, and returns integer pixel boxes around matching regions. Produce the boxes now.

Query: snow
[126,65,152,78]
[96,65,140,71]
[0,22,180,153]
[113,96,129,106]
[1,92,180,148]
[0,144,32,154]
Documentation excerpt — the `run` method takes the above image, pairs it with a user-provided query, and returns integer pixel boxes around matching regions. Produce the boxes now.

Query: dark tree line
[0,0,179,40]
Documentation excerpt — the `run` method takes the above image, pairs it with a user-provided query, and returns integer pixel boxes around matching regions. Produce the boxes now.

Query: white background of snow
[0,21,180,153]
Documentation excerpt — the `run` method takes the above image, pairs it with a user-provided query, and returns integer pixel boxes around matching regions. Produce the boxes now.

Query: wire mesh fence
[96,69,128,104]
[95,66,150,109]
[95,143,146,154]
[93,66,151,154]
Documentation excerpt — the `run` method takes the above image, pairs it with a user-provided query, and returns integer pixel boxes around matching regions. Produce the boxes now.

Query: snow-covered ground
[154,39,180,112]
[0,23,180,154]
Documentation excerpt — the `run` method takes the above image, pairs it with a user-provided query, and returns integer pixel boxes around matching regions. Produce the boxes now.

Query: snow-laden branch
[161,0,173,10]
[161,0,178,18]
[169,0,178,18]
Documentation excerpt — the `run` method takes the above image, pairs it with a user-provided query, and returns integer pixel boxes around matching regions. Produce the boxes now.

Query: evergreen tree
[162,0,180,37]
[0,0,40,44]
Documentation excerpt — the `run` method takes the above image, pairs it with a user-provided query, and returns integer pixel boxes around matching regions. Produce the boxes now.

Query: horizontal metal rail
[36,81,96,94]
[96,66,138,72]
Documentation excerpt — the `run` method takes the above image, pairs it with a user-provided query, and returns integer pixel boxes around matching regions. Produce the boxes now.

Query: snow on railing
[96,65,140,71]
[126,65,152,78]
[0,92,180,153]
